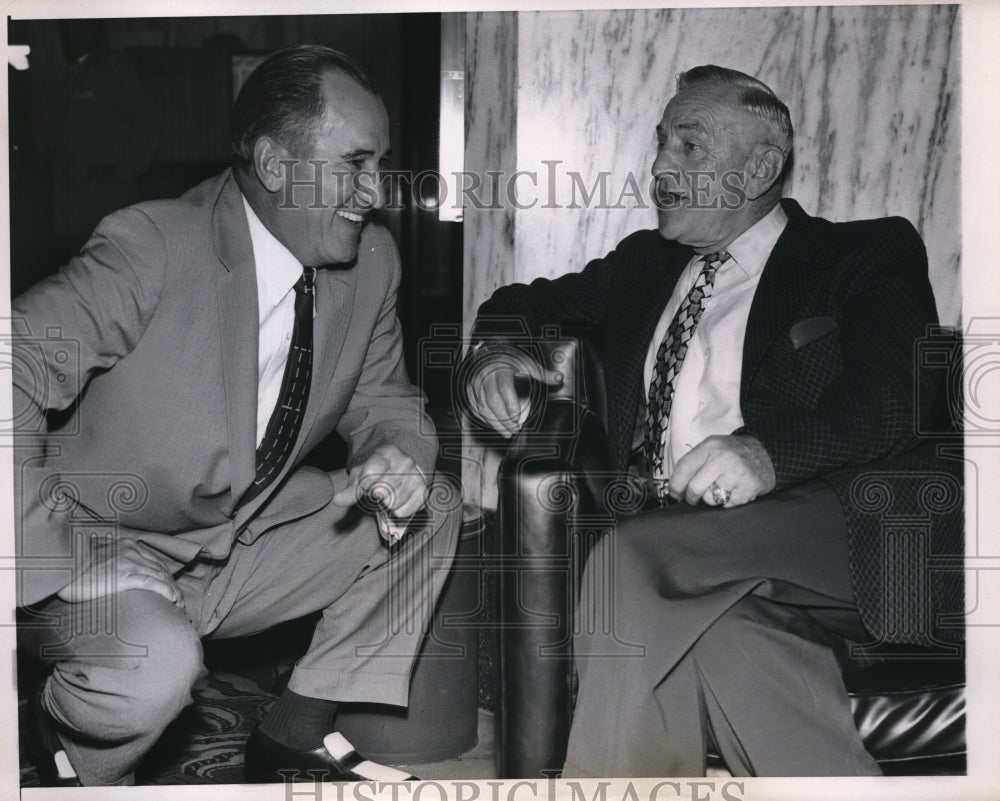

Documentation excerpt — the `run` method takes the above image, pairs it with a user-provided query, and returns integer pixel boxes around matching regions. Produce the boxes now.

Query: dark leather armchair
[490,332,965,778]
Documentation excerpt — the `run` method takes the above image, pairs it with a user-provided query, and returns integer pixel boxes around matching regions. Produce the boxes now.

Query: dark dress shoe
[244,729,418,783]
[24,685,82,787]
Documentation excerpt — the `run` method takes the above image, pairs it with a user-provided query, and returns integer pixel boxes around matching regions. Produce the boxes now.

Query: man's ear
[744,145,785,200]
[251,136,292,193]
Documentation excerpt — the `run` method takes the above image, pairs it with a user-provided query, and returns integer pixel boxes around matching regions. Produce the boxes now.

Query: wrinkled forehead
[659,83,747,138]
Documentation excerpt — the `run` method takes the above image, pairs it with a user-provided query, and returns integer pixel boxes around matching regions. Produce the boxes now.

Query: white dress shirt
[643,204,789,477]
[242,196,307,447]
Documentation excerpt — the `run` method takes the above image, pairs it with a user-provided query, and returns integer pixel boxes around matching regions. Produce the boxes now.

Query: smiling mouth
[336,209,366,224]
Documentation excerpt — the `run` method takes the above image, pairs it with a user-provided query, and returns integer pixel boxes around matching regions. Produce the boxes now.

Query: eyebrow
[674,120,707,136]
[341,147,393,161]
[655,120,708,138]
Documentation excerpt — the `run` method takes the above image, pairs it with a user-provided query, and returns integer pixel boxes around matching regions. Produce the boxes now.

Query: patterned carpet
[20,668,278,786]
[139,670,277,785]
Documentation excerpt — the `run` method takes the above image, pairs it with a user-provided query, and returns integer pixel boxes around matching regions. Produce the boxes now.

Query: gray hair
[677,65,793,175]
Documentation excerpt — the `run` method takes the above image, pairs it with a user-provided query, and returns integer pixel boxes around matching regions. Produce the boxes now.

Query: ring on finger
[709,482,731,506]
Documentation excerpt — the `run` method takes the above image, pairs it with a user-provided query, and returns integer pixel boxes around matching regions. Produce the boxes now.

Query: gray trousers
[563,480,881,778]
[18,470,461,786]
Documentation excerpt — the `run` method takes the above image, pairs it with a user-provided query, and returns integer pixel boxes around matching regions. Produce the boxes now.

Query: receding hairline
[672,67,793,154]
[308,68,387,146]
[673,83,769,131]
[230,44,380,165]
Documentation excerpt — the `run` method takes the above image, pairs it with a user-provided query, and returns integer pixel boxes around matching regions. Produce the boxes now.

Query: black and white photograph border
[1,0,998,799]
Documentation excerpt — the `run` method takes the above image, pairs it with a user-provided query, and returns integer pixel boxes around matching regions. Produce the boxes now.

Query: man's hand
[332,444,428,519]
[56,538,184,606]
[465,348,563,438]
[669,434,776,508]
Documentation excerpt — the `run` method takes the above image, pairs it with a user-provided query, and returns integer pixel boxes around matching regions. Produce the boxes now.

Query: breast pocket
[783,326,843,408]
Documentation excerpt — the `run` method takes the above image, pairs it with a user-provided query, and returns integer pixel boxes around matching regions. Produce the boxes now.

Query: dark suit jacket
[473,198,963,647]
[13,170,437,608]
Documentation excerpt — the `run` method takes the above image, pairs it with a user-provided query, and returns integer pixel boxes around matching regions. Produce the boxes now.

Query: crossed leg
[563,479,880,777]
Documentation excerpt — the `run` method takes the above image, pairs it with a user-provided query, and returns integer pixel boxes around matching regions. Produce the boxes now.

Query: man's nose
[651,146,675,179]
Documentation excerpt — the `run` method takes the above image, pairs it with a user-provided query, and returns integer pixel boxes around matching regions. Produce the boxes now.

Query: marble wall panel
[464,11,520,335]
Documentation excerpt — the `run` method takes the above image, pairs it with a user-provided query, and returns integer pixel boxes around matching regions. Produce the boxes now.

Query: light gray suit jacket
[12,169,437,607]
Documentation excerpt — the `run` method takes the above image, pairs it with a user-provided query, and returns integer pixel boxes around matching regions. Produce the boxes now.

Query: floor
[400,710,497,780]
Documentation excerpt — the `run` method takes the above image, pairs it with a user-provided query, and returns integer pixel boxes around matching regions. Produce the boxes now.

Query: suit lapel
[740,199,833,406]
[212,173,361,514]
[211,172,260,511]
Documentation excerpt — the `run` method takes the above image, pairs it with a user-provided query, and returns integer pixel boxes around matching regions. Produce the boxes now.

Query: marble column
[462,12,520,505]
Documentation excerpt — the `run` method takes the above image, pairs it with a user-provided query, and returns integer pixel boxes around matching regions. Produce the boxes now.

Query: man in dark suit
[465,65,962,776]
[13,45,460,786]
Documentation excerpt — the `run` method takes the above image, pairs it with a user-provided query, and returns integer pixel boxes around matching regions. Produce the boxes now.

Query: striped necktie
[239,266,315,508]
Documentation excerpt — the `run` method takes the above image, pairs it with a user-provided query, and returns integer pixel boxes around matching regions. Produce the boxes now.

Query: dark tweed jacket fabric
[473,198,963,647]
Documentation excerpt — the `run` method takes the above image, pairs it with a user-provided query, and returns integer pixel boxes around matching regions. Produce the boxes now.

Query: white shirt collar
[242,195,303,317]
[720,203,789,279]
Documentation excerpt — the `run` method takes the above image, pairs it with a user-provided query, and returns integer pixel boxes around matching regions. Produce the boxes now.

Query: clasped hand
[668,434,776,508]
[332,444,428,522]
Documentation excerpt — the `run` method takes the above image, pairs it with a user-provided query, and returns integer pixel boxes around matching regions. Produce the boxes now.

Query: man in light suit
[13,45,460,786]
[465,66,962,775]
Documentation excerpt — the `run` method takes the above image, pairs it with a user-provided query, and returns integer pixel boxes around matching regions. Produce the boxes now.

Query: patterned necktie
[643,252,730,476]
[239,266,316,508]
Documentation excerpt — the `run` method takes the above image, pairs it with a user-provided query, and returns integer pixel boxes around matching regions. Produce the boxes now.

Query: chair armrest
[493,333,612,778]
[458,328,609,438]
[499,331,613,552]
